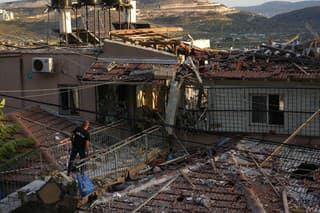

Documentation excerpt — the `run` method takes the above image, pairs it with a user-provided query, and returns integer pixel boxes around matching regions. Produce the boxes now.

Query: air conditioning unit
[32,57,54,73]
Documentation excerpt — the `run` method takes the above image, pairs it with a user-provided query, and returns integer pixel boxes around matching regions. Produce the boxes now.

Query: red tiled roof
[94,158,250,212]
[14,107,75,147]
[84,51,320,82]
[197,53,320,81]
[203,70,320,80]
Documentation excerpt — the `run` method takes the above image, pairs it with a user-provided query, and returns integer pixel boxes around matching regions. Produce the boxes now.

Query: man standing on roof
[67,120,90,176]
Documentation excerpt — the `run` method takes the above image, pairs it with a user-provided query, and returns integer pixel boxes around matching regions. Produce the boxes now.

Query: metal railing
[0,121,125,198]
[0,150,43,198]
[41,139,72,171]
[75,125,166,181]
[41,120,125,171]
[90,120,124,149]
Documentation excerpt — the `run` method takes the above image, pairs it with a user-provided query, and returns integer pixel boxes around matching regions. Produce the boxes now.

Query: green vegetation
[0,100,17,141]
[0,123,17,141]
[0,99,35,162]
[0,138,35,160]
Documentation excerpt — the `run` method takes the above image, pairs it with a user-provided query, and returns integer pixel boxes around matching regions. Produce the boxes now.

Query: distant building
[193,39,211,49]
[0,9,14,21]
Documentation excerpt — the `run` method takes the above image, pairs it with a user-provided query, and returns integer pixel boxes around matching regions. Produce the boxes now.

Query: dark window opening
[251,95,284,125]
[59,86,79,115]
[269,95,284,125]
[252,96,267,123]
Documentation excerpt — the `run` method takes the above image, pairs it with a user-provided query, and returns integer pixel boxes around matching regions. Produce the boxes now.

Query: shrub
[0,138,35,161]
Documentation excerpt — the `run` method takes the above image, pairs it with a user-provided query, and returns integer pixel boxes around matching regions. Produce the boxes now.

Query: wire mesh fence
[178,87,320,136]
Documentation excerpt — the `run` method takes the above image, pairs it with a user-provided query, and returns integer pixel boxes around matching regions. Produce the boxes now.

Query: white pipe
[59,10,72,34]
[131,0,136,23]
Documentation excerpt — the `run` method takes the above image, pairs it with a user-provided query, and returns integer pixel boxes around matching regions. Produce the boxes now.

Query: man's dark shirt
[72,127,90,150]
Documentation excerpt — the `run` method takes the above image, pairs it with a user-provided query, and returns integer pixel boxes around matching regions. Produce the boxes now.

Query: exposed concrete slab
[99,40,178,64]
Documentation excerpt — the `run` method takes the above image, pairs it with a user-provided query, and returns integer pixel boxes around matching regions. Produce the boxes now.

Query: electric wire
[0,84,102,93]
[3,100,320,154]
[1,92,319,146]
[22,82,108,98]
[3,103,320,177]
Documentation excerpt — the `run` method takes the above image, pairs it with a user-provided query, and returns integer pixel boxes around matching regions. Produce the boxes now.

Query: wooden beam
[293,63,309,75]
[261,109,320,167]
[249,153,280,198]
[210,158,217,174]
[110,27,184,35]
[180,170,196,189]
[282,189,290,213]
[97,58,178,65]
[187,56,203,84]
[241,187,268,213]
[232,153,267,213]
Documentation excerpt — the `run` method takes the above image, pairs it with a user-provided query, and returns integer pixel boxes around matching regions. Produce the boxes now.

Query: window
[136,85,160,110]
[59,85,79,115]
[252,96,267,123]
[184,86,208,110]
[251,95,284,125]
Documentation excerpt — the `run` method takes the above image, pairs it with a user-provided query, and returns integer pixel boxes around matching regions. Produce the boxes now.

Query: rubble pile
[183,42,320,82]
[89,137,320,212]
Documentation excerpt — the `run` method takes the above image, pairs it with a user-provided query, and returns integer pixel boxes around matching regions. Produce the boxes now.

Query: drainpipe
[19,57,25,108]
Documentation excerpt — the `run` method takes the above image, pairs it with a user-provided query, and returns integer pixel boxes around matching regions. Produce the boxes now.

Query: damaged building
[176,49,320,136]
[0,0,319,212]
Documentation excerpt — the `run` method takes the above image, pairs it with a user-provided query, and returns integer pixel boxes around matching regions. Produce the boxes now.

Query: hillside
[237,1,320,17]
[137,0,239,18]
[271,6,320,27]
[0,0,320,49]
[139,1,320,48]
[0,0,47,9]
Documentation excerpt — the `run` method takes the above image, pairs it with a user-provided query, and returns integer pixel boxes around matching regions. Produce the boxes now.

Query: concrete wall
[0,55,23,111]
[0,52,96,121]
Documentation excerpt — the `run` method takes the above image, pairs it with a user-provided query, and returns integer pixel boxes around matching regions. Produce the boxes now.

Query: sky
[216,0,311,7]
[0,0,311,7]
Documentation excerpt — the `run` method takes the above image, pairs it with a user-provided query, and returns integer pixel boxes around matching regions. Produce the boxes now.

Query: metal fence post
[114,151,118,178]
[144,134,148,161]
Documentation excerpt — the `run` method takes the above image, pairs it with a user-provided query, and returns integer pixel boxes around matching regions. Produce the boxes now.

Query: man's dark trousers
[67,147,86,175]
